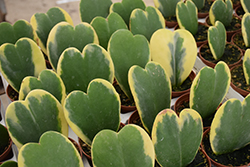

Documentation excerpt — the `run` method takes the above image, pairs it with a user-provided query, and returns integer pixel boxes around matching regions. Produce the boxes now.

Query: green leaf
[91,124,155,167]
[57,44,114,94]
[0,124,9,154]
[128,61,171,134]
[190,61,231,118]
[210,94,250,154]
[47,22,99,70]
[110,0,146,26]
[242,13,250,47]
[79,0,112,23]
[0,161,18,167]
[108,29,150,100]
[30,7,73,55]
[19,69,66,104]
[150,29,197,86]
[130,6,165,41]
[0,20,34,47]
[191,0,205,9]
[0,37,46,92]
[176,0,198,35]
[208,21,226,60]
[90,12,128,50]
[209,0,233,26]
[63,78,120,146]
[18,131,83,167]
[243,49,250,85]
[153,0,182,18]
[152,109,203,167]
[241,0,250,13]
[5,89,68,149]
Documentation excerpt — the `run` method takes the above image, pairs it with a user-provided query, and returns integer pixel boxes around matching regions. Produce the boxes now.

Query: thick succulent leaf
[242,13,250,47]
[153,0,182,18]
[130,6,165,41]
[30,7,73,55]
[243,49,250,85]
[176,0,198,35]
[0,38,46,92]
[91,124,155,167]
[150,29,197,86]
[208,21,226,60]
[152,109,203,167]
[0,161,18,167]
[191,0,205,9]
[241,0,250,13]
[190,61,230,118]
[108,29,150,100]
[57,44,114,94]
[63,79,120,146]
[5,89,68,149]
[110,0,146,26]
[79,0,112,23]
[90,12,127,50]
[0,20,34,46]
[209,0,233,26]
[210,94,250,154]
[47,22,99,70]
[0,124,9,153]
[19,69,66,104]
[128,62,171,134]
[18,131,83,167]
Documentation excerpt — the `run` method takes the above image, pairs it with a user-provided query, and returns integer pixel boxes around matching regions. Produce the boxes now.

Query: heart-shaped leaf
[209,0,233,26]
[57,44,114,94]
[130,6,165,41]
[91,124,155,167]
[0,20,34,47]
[90,12,128,50]
[190,61,230,119]
[128,61,171,134]
[241,0,250,13]
[0,38,46,92]
[108,29,150,100]
[176,0,198,35]
[152,109,203,167]
[79,0,112,23]
[5,89,68,149]
[47,22,99,70]
[208,21,226,60]
[150,29,197,87]
[19,69,66,104]
[243,49,250,84]
[18,131,83,167]
[110,0,146,26]
[153,0,182,18]
[63,78,120,146]
[30,7,73,55]
[210,94,250,154]
[242,13,250,47]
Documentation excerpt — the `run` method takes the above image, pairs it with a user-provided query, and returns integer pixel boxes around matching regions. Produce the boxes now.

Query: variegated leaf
[243,49,250,85]
[242,13,250,47]
[153,0,182,18]
[241,0,250,13]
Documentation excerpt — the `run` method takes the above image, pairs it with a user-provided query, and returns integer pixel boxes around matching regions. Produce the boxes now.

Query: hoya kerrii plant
[152,109,203,167]
[243,49,250,85]
[91,124,155,167]
[242,13,250,48]
[241,0,250,13]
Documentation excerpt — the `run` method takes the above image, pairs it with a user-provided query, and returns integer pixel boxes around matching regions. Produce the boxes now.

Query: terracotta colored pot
[231,31,247,55]
[198,12,209,19]
[6,84,18,102]
[68,137,83,159]
[173,92,190,114]
[165,19,178,28]
[127,110,139,124]
[0,126,13,162]
[234,5,244,19]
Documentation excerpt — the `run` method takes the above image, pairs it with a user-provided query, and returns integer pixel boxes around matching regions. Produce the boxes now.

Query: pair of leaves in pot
[63,78,120,146]
[241,0,250,13]
[153,0,182,18]
[150,28,197,87]
[152,109,203,167]
[30,6,73,56]
[47,22,98,70]
[242,13,250,47]
[57,43,114,94]
[210,93,250,154]
[18,131,83,167]
[0,38,46,92]
[190,61,231,118]
[128,61,171,134]
[91,124,155,167]
[5,89,68,149]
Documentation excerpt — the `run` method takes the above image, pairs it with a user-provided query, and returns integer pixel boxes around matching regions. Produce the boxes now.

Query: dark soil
[165,15,177,22]
[8,86,18,101]
[199,43,242,66]
[194,24,208,42]
[172,77,193,92]
[232,32,250,51]
[232,0,241,8]
[113,81,135,107]
[202,130,250,166]
[235,6,245,18]
[198,0,214,13]
[231,65,250,92]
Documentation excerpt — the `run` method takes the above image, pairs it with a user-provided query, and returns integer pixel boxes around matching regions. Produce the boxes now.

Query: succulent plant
[242,13,250,47]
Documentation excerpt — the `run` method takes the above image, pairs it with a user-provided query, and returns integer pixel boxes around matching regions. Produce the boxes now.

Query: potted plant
[190,0,214,18]
[153,0,182,28]
[0,124,13,163]
[150,28,197,98]
[199,20,243,68]
[202,93,250,166]
[176,0,209,47]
